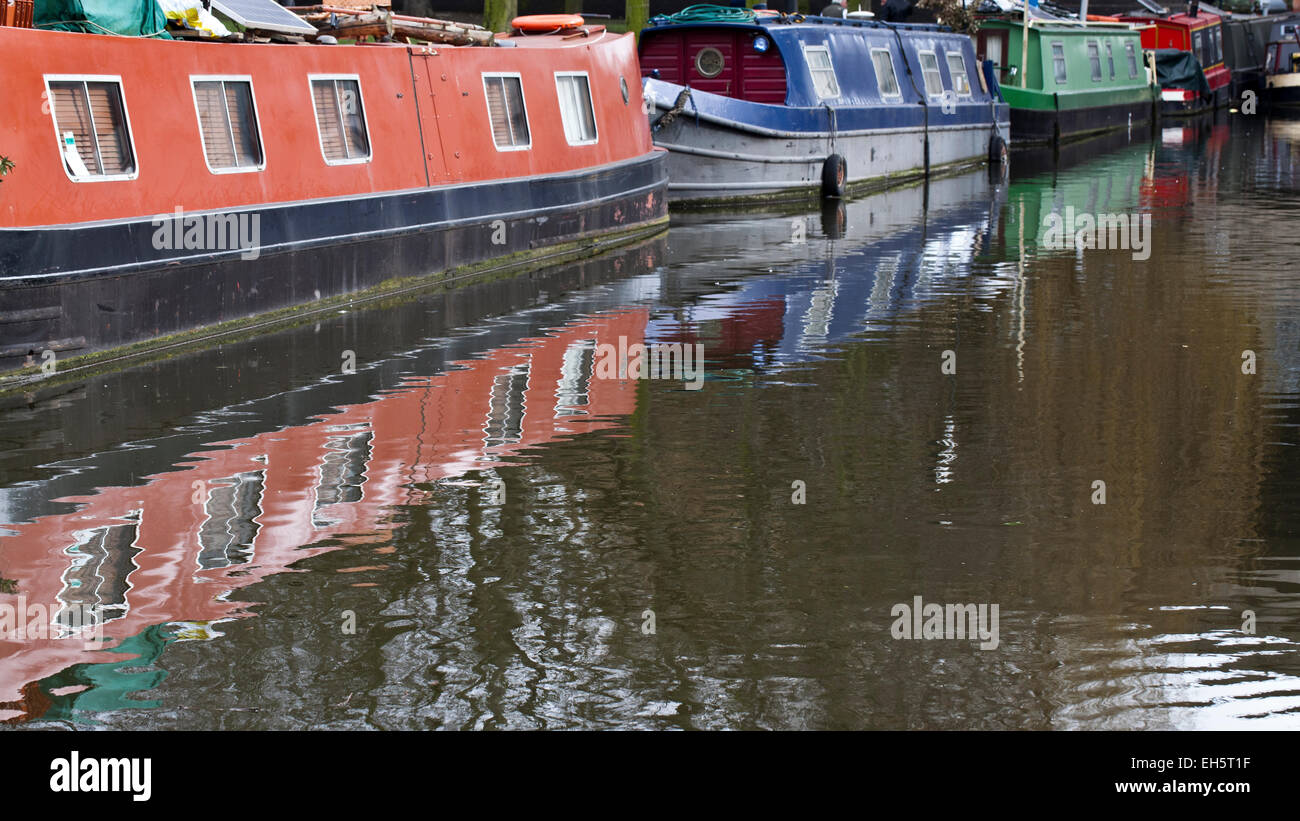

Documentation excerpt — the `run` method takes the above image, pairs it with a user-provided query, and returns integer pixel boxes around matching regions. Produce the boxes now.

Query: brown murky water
[2,112,1299,729]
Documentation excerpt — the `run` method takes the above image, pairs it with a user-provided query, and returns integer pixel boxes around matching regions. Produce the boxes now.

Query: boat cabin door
[976,30,1008,83]
[408,48,458,184]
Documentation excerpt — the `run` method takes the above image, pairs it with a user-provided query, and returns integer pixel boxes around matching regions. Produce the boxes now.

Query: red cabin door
[408,48,457,184]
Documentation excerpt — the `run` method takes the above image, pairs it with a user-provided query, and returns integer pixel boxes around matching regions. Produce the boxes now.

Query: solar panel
[212,0,318,35]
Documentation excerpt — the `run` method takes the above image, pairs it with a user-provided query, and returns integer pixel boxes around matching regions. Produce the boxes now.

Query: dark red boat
[0,6,667,380]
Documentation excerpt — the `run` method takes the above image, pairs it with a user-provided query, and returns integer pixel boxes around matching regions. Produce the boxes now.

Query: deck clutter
[1,0,1296,382]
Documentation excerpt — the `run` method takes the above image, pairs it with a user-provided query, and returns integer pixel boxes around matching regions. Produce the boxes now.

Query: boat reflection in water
[0,244,668,722]
[651,171,1011,370]
[0,166,1017,723]
[5,122,1294,728]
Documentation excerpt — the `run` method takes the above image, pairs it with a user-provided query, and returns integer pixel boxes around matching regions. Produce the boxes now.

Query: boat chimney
[1080,0,1089,21]
[1187,1,1199,17]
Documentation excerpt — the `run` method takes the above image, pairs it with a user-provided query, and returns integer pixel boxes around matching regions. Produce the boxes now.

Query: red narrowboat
[0,7,667,381]
[1121,8,1232,115]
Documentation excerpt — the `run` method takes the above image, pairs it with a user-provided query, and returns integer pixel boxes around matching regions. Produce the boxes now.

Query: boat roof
[1120,12,1222,28]
[496,26,624,48]
[1166,12,1223,26]
[981,15,1146,32]
[644,14,950,35]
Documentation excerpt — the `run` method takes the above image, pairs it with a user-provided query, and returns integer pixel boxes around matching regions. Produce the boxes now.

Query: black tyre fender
[821,153,847,199]
[988,133,1008,166]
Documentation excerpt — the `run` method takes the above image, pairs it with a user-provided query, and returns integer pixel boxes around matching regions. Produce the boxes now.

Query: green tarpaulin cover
[1154,48,1211,97]
[35,0,172,38]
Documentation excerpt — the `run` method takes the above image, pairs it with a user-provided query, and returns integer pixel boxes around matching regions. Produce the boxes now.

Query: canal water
[2,113,1299,730]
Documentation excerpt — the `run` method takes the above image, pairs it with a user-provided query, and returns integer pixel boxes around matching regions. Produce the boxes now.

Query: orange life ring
[1086,14,1119,20]
[511,14,584,31]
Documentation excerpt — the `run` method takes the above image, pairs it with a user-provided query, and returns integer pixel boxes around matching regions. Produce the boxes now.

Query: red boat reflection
[0,308,648,719]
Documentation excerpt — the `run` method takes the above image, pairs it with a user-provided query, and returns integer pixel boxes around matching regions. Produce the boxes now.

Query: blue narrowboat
[638,6,1011,205]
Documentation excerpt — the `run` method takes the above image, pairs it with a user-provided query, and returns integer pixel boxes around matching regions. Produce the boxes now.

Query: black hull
[0,153,668,378]
[1229,69,1266,100]
[1010,99,1155,145]
[1263,84,1300,108]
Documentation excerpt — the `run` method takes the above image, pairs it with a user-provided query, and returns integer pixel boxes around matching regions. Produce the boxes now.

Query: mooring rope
[652,87,694,132]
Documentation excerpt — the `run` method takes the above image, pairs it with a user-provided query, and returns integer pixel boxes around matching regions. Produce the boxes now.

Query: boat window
[1052,42,1068,84]
[695,48,725,79]
[1105,42,1116,80]
[1193,30,1204,64]
[310,77,371,164]
[1087,42,1103,81]
[1213,27,1223,64]
[483,74,531,150]
[871,48,902,98]
[46,77,136,180]
[918,51,944,97]
[1126,42,1140,78]
[945,52,971,96]
[192,78,264,173]
[555,72,598,146]
[804,46,841,99]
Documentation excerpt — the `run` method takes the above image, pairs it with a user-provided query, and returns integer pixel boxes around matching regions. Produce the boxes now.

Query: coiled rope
[652,4,757,25]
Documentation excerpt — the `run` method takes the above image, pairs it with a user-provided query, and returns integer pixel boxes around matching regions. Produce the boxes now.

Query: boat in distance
[974,15,1158,145]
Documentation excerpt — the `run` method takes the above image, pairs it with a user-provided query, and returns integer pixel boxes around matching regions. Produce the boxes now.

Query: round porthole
[621,76,629,104]
[695,47,725,79]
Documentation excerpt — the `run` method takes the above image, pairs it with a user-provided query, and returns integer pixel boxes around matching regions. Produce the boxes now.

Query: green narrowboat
[974,17,1159,144]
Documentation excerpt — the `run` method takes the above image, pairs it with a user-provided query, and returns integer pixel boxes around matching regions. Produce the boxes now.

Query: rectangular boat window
[804,46,841,99]
[1126,42,1140,78]
[192,78,263,172]
[1193,30,1204,64]
[46,77,136,180]
[871,48,902,98]
[1213,27,1223,64]
[1105,42,1116,79]
[483,74,531,150]
[1052,42,1068,83]
[1087,42,1102,81]
[555,72,597,145]
[945,52,971,96]
[310,77,371,164]
[918,51,944,97]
